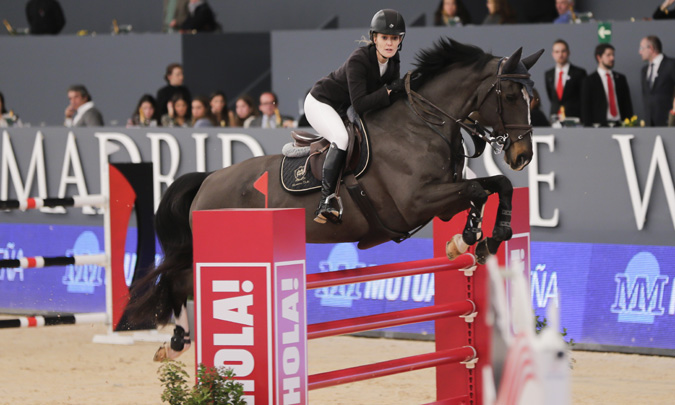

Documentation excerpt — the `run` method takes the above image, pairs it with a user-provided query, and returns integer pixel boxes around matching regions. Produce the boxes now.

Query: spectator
[639,36,675,127]
[25,0,65,35]
[434,0,472,26]
[581,44,633,127]
[553,0,575,23]
[232,94,257,128]
[669,96,675,126]
[127,94,159,128]
[191,96,216,127]
[160,93,190,127]
[181,0,220,33]
[64,85,104,127]
[544,39,587,120]
[163,0,189,32]
[0,92,23,127]
[530,88,550,127]
[156,63,191,119]
[482,0,516,25]
[210,91,235,127]
[249,92,294,128]
[653,0,675,19]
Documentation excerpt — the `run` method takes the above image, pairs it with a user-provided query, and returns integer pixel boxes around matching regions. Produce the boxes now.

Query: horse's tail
[126,171,210,325]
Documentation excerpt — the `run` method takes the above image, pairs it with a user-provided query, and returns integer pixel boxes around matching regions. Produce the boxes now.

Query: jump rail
[0,195,106,210]
[0,254,107,269]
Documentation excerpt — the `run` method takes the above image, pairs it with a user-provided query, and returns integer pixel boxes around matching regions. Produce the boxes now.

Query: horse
[126,38,544,359]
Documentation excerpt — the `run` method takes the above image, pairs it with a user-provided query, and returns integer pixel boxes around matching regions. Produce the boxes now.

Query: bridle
[404,57,533,157]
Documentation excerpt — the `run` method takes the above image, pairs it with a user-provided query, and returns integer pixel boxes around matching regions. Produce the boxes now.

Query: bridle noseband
[404,58,533,157]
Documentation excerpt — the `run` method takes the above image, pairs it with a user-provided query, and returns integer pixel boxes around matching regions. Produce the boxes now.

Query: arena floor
[0,322,673,404]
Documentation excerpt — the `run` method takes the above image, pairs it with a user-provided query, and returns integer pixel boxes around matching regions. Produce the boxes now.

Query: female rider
[304,9,406,224]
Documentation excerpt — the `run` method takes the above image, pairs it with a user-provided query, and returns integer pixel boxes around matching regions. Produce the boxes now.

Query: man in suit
[64,85,104,127]
[639,35,675,126]
[249,91,294,128]
[581,44,633,127]
[544,39,586,120]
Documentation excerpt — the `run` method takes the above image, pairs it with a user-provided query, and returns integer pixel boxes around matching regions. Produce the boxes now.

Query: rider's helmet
[369,9,406,50]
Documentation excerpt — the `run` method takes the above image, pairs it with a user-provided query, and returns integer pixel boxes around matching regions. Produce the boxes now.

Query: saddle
[280,112,370,193]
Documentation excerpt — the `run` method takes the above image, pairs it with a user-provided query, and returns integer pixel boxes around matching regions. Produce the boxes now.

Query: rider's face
[373,33,401,62]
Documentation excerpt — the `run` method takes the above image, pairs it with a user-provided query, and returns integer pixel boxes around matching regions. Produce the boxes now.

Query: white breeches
[304,93,349,150]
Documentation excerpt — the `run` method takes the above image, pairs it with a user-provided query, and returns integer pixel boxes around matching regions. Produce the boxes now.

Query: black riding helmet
[369,9,406,50]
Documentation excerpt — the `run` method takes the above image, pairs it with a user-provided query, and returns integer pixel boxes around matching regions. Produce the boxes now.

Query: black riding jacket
[310,44,400,116]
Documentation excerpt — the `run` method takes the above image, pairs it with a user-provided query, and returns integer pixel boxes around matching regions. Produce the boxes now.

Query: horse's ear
[521,49,545,70]
[501,47,523,73]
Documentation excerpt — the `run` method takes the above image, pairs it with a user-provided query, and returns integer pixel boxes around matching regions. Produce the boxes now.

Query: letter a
[213,295,254,326]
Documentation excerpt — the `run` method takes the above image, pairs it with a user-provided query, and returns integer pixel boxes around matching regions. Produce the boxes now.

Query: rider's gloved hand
[386,79,405,93]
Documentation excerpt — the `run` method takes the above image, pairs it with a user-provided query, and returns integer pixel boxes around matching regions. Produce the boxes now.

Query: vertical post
[433,187,529,403]
[193,208,307,405]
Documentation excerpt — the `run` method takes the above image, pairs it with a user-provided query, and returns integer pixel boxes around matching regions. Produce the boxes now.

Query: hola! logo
[611,252,669,324]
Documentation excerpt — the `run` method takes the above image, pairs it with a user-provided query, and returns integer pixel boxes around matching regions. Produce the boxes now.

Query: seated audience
[156,63,192,119]
[249,91,294,128]
[25,0,65,35]
[64,84,104,127]
[482,0,516,25]
[434,0,472,26]
[191,96,217,127]
[0,91,24,127]
[654,0,675,19]
[232,94,258,128]
[210,91,235,127]
[160,93,190,127]
[553,0,575,23]
[181,0,220,33]
[127,94,158,127]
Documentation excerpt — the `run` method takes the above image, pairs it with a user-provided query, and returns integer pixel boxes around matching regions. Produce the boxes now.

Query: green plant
[158,361,246,405]
[534,314,574,347]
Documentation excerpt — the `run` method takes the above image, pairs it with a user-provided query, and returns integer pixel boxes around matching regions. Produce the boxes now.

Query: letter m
[1,131,47,200]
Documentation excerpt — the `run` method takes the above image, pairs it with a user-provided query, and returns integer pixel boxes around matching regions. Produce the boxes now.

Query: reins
[403,58,533,157]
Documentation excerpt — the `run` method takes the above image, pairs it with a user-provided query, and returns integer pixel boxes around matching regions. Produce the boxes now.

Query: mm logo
[611,252,669,324]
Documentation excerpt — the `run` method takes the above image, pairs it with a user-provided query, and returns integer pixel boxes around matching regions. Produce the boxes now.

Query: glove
[386,78,405,93]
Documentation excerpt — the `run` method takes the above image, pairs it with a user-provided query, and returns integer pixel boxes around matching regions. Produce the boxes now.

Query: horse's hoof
[475,239,489,265]
[153,341,192,362]
[446,234,468,260]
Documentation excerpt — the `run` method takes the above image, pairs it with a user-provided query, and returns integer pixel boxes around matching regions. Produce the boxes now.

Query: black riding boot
[314,143,347,224]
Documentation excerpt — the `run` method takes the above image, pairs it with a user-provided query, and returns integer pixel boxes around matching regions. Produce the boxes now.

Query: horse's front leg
[153,303,192,361]
[474,175,513,264]
[446,180,488,260]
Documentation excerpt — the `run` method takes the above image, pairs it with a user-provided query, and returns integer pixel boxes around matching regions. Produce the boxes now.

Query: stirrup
[314,193,343,224]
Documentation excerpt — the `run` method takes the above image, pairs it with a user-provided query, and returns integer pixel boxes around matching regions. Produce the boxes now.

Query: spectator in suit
[156,63,192,120]
[653,0,675,19]
[434,0,472,26]
[181,0,220,33]
[25,0,65,35]
[639,36,675,127]
[581,44,633,127]
[545,39,586,120]
[64,85,104,127]
[249,92,294,128]
[553,0,574,23]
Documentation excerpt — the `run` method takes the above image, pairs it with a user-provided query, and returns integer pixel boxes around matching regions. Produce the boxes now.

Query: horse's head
[475,47,544,171]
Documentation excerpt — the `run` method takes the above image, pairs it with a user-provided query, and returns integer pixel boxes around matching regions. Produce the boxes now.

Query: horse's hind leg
[446,181,488,260]
[474,175,513,264]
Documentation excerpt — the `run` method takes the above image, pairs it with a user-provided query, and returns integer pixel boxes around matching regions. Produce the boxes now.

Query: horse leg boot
[153,304,192,361]
[446,182,487,260]
[476,175,513,264]
[314,143,347,224]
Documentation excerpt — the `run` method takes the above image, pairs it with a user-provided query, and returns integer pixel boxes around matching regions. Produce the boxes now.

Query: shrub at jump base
[158,361,245,405]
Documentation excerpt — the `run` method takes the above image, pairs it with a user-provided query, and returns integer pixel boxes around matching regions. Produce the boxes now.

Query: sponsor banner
[0,223,150,313]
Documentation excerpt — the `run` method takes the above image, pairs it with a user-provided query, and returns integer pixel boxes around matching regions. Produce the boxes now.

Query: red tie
[606,73,618,117]
[556,70,564,100]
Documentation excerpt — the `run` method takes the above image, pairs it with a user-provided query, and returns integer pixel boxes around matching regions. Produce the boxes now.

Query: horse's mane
[412,38,494,87]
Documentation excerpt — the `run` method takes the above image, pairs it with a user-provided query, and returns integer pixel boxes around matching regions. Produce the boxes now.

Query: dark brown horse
[127,39,544,352]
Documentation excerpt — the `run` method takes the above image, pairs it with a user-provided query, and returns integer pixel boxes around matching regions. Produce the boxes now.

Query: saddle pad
[281,120,371,193]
